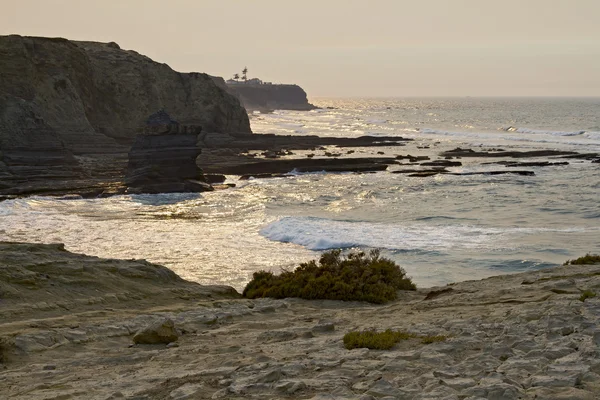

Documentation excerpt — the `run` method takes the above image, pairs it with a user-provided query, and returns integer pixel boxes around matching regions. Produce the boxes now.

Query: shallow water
[1,98,599,291]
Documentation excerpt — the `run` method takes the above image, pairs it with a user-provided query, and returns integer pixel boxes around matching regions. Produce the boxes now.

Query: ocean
[1,97,599,292]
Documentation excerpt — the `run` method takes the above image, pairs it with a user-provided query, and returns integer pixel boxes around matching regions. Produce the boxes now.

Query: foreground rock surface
[1,244,600,399]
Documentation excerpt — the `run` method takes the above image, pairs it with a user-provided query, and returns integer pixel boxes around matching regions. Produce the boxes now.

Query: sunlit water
[1,98,599,291]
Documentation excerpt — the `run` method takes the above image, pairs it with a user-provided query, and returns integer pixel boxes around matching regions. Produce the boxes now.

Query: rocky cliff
[226,83,317,112]
[0,35,251,196]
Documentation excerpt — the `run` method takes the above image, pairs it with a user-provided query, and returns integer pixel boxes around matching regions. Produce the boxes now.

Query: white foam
[260,217,590,252]
[416,127,600,149]
[509,127,586,136]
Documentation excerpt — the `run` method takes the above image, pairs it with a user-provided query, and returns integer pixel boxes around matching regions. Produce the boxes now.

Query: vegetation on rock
[343,329,448,350]
[344,329,416,350]
[420,335,448,344]
[243,249,416,304]
[565,254,600,265]
[580,290,597,302]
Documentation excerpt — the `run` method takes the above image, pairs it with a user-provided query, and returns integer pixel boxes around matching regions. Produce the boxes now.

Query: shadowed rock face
[226,83,317,112]
[125,111,211,194]
[0,92,84,194]
[0,35,251,152]
[0,35,251,196]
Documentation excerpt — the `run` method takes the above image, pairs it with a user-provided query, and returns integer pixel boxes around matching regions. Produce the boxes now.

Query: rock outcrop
[133,318,179,345]
[126,110,212,194]
[0,35,251,196]
[226,83,317,112]
[0,92,83,194]
[2,244,600,399]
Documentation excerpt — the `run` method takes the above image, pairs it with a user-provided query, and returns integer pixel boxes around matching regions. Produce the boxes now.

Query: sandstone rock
[169,383,205,400]
[125,111,212,194]
[133,318,179,344]
[365,379,406,398]
[0,35,250,196]
[275,379,306,394]
[312,321,336,333]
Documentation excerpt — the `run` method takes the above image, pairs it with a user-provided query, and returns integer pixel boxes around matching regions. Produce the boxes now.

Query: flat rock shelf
[1,243,600,399]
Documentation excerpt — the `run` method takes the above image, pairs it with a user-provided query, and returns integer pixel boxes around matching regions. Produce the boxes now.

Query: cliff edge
[226,83,317,112]
[0,35,251,196]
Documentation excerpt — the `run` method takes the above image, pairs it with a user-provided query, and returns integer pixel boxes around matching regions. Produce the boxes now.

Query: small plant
[243,249,416,304]
[420,335,448,344]
[565,254,600,265]
[343,329,416,350]
[580,290,597,302]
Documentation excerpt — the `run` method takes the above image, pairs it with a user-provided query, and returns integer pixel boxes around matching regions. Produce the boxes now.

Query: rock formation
[0,35,251,196]
[2,243,600,399]
[226,83,317,112]
[0,92,83,195]
[125,110,211,194]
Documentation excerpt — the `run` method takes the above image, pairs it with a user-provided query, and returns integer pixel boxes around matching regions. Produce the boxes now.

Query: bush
[580,290,597,302]
[343,329,415,350]
[243,249,416,304]
[342,329,448,350]
[565,254,600,265]
[420,335,448,344]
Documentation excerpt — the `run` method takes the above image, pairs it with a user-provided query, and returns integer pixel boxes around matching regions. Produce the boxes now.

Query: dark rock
[239,173,289,180]
[421,160,462,167]
[483,161,569,168]
[133,318,179,345]
[206,157,394,176]
[392,169,448,175]
[406,170,535,178]
[396,155,430,162]
[559,153,599,160]
[441,148,578,158]
[204,174,227,184]
[448,170,535,176]
[408,172,441,177]
[424,288,454,300]
[226,83,317,112]
[125,112,212,194]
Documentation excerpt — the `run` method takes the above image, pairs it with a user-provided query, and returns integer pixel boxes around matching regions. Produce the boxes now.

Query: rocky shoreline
[1,242,600,399]
[2,35,599,201]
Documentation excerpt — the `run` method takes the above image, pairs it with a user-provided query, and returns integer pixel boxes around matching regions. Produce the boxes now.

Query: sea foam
[259,216,588,252]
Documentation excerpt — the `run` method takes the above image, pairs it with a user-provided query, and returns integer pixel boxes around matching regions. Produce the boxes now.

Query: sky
[1,0,599,97]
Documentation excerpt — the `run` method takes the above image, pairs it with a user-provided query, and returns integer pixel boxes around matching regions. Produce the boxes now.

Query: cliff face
[0,92,82,192]
[226,83,317,112]
[0,35,251,195]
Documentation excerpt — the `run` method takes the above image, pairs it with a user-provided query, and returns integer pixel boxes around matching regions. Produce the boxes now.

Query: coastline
[2,243,600,399]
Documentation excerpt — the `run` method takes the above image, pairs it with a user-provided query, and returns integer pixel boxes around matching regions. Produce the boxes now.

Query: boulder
[133,318,179,345]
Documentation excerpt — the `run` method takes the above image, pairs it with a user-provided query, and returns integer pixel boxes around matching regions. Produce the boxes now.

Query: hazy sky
[2,0,599,97]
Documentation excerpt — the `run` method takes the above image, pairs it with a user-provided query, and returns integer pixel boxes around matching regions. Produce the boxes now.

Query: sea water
[1,97,599,291]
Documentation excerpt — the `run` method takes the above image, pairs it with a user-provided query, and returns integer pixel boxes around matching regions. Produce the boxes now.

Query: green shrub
[342,330,448,350]
[243,249,416,303]
[420,335,448,344]
[343,329,416,350]
[580,290,597,302]
[565,254,600,265]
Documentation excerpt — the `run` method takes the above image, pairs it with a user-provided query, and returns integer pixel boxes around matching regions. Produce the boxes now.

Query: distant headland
[223,67,317,112]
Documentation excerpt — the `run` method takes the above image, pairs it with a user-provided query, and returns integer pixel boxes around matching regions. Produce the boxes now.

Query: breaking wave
[260,216,589,252]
